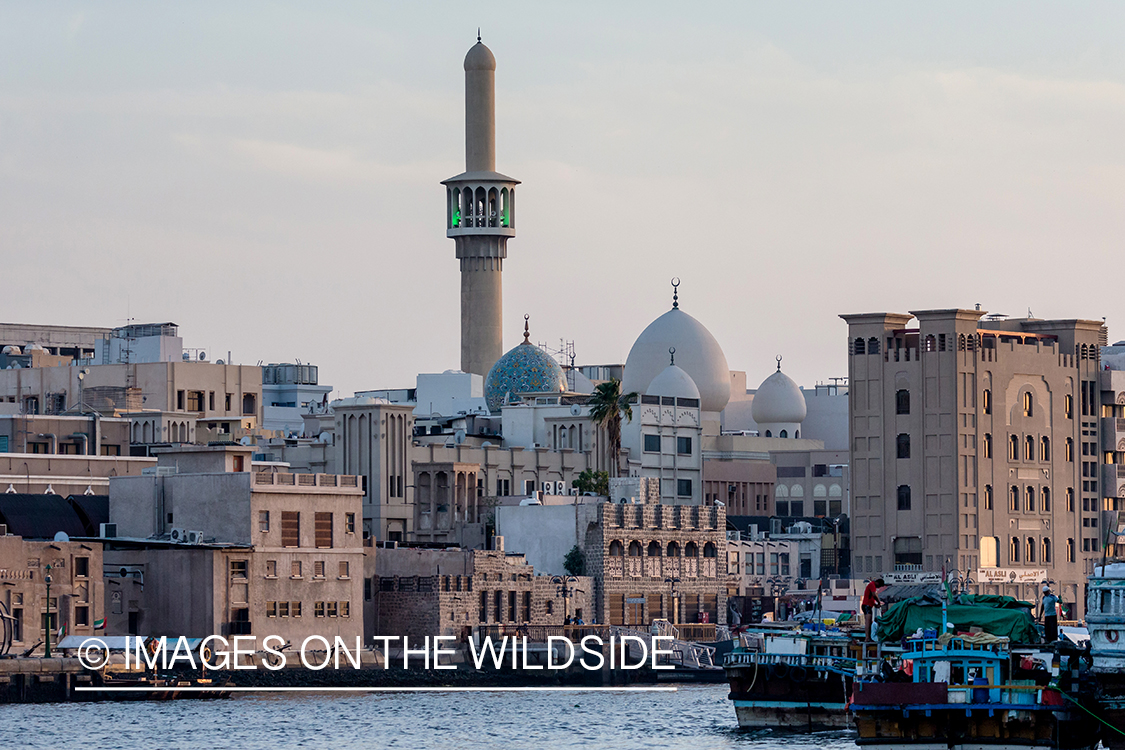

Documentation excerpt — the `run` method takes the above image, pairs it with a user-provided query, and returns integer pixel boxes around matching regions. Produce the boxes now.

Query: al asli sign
[976,568,1048,584]
[884,572,943,585]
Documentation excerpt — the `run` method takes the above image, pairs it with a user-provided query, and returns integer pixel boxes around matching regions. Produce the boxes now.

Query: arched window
[897,485,911,511]
[703,542,717,558]
[982,389,992,415]
[983,433,992,459]
[765,430,772,437]
[1066,438,1074,462]
[868,337,880,354]
[1067,538,1075,563]
[775,485,789,498]
[958,334,967,351]
[628,541,642,557]
[1022,391,1033,417]
[984,484,993,510]
[1024,435,1034,461]
[779,430,788,438]
[685,542,698,558]
[897,433,911,459]
[1010,536,1020,563]
[1065,394,1073,419]
[1025,486,1035,512]
[1042,487,1051,512]
[647,541,661,557]
[924,334,936,352]
[896,389,910,415]
[854,337,866,355]
[1040,436,1050,461]
[1026,537,1035,562]
[1042,538,1052,563]
[1067,487,1075,511]
[609,540,624,556]
[1009,435,1019,460]
[1009,485,1019,511]
[666,542,680,557]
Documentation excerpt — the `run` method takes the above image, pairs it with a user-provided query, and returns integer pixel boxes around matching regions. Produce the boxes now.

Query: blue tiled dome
[484,320,566,412]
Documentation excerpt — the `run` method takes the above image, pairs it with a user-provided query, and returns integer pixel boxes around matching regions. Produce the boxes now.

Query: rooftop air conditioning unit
[186,530,203,544]
[170,528,186,543]
[100,523,117,538]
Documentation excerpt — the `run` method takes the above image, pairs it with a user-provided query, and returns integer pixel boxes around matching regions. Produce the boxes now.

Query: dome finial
[522,314,530,344]
[477,28,481,43]
[671,277,680,309]
[776,354,783,372]
[669,346,676,366]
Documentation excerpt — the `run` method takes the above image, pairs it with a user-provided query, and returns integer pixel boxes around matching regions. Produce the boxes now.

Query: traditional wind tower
[442,35,519,378]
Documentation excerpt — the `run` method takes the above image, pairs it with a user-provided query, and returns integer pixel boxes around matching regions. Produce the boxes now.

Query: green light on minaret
[501,211,509,227]
[452,210,461,228]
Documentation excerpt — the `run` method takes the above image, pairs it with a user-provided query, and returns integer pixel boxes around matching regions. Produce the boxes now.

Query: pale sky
[1,2,1122,397]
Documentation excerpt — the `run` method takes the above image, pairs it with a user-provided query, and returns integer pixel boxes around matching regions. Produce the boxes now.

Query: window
[1010,486,1019,511]
[230,560,248,579]
[769,552,779,576]
[1010,537,1020,563]
[74,557,89,578]
[676,479,692,497]
[338,561,350,579]
[676,436,692,455]
[1040,437,1050,462]
[897,485,911,511]
[266,601,277,618]
[313,561,326,579]
[314,512,333,548]
[345,513,356,534]
[643,434,661,452]
[868,337,880,354]
[1067,488,1075,512]
[1065,394,1073,419]
[1065,438,1074,462]
[1025,486,1035,512]
[75,606,89,627]
[896,433,910,459]
[208,391,215,411]
[1042,488,1051,512]
[265,560,277,578]
[278,601,289,618]
[1043,538,1052,563]
[177,390,185,410]
[983,433,992,459]
[1022,391,1033,417]
[1024,435,1034,461]
[342,602,350,618]
[281,511,300,547]
[779,553,790,576]
[293,602,303,617]
[1026,537,1035,562]
[291,560,302,578]
[314,602,325,618]
[225,393,232,410]
[259,510,270,533]
[1067,538,1075,563]
[327,602,338,617]
[895,389,910,415]
[1009,435,1019,461]
[756,553,765,575]
[854,337,866,355]
[187,390,204,412]
[982,389,992,415]
[984,485,993,510]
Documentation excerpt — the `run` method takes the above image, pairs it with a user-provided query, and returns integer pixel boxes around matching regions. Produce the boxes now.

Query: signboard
[883,571,943,585]
[625,597,645,604]
[976,568,1047,584]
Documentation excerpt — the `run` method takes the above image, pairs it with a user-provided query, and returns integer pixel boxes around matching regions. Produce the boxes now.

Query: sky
[1,2,1123,397]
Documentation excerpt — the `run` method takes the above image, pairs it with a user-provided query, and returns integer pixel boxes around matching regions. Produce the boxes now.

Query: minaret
[442,35,519,377]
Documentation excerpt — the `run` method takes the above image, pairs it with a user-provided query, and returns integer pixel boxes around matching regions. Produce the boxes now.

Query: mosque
[327,38,848,545]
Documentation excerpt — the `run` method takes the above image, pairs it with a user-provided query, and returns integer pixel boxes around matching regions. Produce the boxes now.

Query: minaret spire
[442,39,521,377]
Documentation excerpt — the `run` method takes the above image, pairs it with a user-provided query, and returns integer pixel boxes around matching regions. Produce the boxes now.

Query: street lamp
[551,575,580,625]
[44,564,53,658]
[664,577,681,624]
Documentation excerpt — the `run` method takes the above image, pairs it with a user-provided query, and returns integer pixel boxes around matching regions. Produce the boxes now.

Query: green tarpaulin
[876,596,1040,643]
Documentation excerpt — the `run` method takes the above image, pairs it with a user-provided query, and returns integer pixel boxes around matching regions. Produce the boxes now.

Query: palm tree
[587,379,638,478]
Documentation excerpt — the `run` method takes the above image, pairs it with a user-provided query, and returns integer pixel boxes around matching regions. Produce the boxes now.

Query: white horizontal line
[76,686,677,693]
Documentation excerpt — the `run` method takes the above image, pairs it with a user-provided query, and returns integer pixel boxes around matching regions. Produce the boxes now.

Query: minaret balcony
[443,171,519,237]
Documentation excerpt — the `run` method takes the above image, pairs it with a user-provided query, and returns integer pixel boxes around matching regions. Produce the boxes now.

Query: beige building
[843,309,1106,616]
[0,532,104,655]
[0,452,153,496]
[0,412,131,457]
[105,445,364,646]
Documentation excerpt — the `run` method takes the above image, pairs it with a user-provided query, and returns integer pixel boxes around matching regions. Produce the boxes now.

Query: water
[1,684,857,750]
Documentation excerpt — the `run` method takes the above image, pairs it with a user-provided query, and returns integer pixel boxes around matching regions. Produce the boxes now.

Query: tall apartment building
[843,309,1106,616]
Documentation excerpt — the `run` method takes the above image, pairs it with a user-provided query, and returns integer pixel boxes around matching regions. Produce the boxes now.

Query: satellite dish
[53,531,70,543]
[454,429,466,444]
[182,352,191,360]
[239,436,253,446]
[216,359,225,365]
[481,441,493,447]
[570,404,581,416]
[198,352,207,361]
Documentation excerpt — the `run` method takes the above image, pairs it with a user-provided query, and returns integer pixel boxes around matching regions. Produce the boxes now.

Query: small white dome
[622,307,730,412]
[751,367,806,425]
[646,364,700,401]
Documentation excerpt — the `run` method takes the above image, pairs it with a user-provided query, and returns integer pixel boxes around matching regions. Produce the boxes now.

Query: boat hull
[733,699,851,730]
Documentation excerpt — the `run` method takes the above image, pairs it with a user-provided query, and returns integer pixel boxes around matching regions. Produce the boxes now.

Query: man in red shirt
[862,578,885,642]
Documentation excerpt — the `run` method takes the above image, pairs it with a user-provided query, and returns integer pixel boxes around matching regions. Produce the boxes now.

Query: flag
[93,618,106,630]
[57,621,67,639]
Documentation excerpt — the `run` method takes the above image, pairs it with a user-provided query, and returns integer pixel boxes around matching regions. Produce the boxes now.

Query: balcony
[1105,417,1125,453]
[253,472,361,493]
[1103,464,1125,501]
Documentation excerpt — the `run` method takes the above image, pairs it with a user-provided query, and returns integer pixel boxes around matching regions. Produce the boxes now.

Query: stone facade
[586,503,729,626]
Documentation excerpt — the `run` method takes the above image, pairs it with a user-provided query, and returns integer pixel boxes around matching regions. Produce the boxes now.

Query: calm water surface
[3,684,857,750]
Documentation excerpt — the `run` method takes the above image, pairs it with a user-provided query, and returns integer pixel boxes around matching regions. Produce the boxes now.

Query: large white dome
[622,307,730,413]
[751,367,806,425]
[646,363,701,401]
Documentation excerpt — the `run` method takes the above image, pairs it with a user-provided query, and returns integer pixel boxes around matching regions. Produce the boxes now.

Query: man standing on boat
[1040,585,1061,642]
[862,578,885,642]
